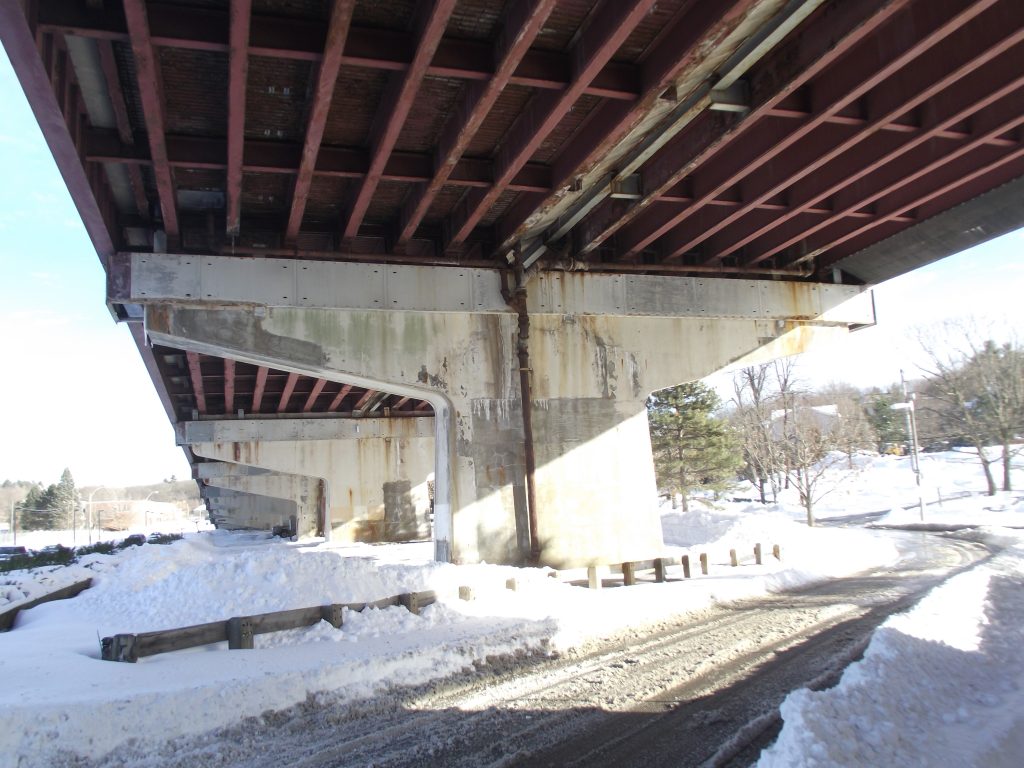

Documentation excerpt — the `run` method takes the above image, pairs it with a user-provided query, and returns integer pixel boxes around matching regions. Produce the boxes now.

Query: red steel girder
[352,388,377,411]
[226,0,252,237]
[96,38,149,219]
[302,379,327,413]
[123,0,179,245]
[342,0,458,240]
[496,0,763,249]
[223,359,235,413]
[284,0,356,244]
[663,0,1024,262]
[577,0,914,257]
[0,1,114,260]
[328,383,354,412]
[277,373,299,413]
[36,2,639,101]
[703,35,1024,263]
[396,0,558,246]
[186,352,207,415]
[251,366,268,413]
[615,0,998,258]
[444,0,658,248]
[755,94,1024,267]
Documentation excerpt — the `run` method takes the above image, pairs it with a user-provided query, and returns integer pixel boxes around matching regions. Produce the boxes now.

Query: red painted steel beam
[284,0,356,245]
[708,34,1024,264]
[251,366,268,413]
[37,2,639,101]
[85,130,554,193]
[277,372,299,413]
[396,0,558,246]
[342,0,458,240]
[122,0,179,246]
[0,0,114,261]
[392,396,411,410]
[226,0,252,237]
[662,0,1022,263]
[619,0,994,258]
[445,0,658,249]
[578,0,914,258]
[223,359,235,414]
[327,383,353,412]
[496,0,762,250]
[186,352,207,415]
[352,388,376,411]
[755,93,1024,267]
[302,379,327,413]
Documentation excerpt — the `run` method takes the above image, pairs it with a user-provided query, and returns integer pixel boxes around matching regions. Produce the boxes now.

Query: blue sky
[0,44,1021,487]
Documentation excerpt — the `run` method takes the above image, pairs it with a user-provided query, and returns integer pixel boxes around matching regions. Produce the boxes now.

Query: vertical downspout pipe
[505,254,540,564]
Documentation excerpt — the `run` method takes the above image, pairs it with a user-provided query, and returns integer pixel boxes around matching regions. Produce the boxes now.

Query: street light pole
[892,370,925,521]
[87,486,108,544]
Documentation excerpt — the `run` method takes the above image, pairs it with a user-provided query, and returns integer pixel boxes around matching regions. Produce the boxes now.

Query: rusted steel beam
[392,396,411,410]
[0,1,114,261]
[277,372,299,413]
[495,0,764,250]
[226,0,252,237]
[251,366,268,413]
[85,130,554,193]
[664,0,1023,263]
[445,0,657,249]
[709,34,1024,264]
[352,388,376,411]
[302,379,327,413]
[37,2,638,101]
[186,352,207,415]
[576,0,913,258]
[396,0,558,246]
[223,359,235,414]
[761,97,1024,268]
[284,0,356,245]
[123,0,179,246]
[342,0,458,240]
[327,383,353,412]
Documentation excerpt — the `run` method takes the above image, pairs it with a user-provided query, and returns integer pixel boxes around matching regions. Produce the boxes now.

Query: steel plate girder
[177,417,435,445]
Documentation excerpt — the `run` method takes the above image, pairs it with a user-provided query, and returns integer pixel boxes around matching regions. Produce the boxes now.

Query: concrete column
[201,486,298,530]
[180,419,434,544]
[126,256,872,566]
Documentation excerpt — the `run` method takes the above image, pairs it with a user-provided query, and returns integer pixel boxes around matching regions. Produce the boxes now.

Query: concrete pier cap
[124,253,873,567]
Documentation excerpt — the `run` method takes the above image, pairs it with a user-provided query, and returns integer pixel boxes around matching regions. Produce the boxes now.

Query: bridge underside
[3,0,1022,565]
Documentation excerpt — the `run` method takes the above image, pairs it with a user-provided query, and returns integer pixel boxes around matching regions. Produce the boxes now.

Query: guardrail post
[681,555,691,579]
[505,578,518,592]
[654,558,667,583]
[754,543,762,565]
[622,562,636,586]
[459,586,474,601]
[699,553,708,575]
[730,549,739,567]
[321,604,344,629]
[773,544,781,560]
[101,634,138,663]
[587,566,602,589]
[227,617,254,649]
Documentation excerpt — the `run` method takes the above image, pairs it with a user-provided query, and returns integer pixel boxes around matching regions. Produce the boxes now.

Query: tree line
[648,333,1023,524]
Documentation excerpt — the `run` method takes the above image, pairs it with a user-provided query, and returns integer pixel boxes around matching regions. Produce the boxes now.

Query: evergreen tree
[648,382,743,511]
[52,468,80,529]
[865,385,908,453]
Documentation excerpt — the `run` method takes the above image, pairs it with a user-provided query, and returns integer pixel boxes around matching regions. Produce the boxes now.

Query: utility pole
[9,500,15,546]
[896,370,925,521]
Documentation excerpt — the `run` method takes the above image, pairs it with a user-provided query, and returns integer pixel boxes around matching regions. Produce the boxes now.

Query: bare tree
[780,404,846,527]
[731,364,782,503]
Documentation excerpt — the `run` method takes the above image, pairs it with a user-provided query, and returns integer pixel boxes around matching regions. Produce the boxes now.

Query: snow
[0,450,1022,767]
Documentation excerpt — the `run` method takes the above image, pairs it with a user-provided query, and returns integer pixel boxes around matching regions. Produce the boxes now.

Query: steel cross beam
[771,98,1024,268]
[185,352,207,415]
[662,0,1021,263]
[443,0,658,249]
[328,383,354,412]
[617,0,995,259]
[225,0,252,237]
[707,33,1024,264]
[223,359,236,413]
[574,0,914,258]
[302,379,327,413]
[123,0,179,246]
[342,0,459,240]
[395,0,559,247]
[284,0,357,245]
[276,372,299,413]
[36,2,638,101]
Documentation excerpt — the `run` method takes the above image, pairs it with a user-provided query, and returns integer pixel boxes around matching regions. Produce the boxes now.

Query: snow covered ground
[0,449,1021,767]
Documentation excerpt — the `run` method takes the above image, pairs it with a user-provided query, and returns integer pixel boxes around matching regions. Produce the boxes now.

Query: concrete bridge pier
[128,256,872,566]
[196,463,324,538]
[201,485,298,531]
[178,418,434,544]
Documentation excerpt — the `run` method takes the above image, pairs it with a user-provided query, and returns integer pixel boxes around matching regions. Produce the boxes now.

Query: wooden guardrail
[0,578,93,631]
[579,543,782,589]
[101,590,437,663]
